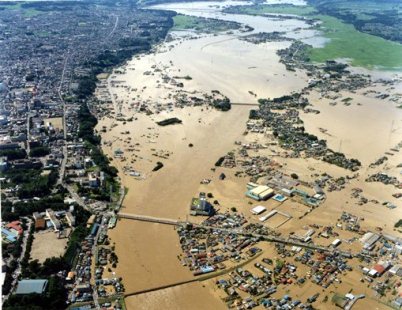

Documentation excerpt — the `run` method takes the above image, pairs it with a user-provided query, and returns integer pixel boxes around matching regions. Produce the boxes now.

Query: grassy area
[308,15,402,69]
[308,0,402,44]
[173,14,239,33]
[0,2,41,17]
[0,2,22,10]
[321,0,402,14]
[226,4,402,70]
[23,8,41,17]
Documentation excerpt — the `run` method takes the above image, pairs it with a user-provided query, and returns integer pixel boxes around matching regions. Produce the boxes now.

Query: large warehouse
[246,183,275,201]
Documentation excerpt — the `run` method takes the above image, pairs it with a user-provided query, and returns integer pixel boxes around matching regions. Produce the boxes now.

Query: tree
[0,149,27,160]
[29,146,50,157]
[41,257,69,276]
[27,260,41,277]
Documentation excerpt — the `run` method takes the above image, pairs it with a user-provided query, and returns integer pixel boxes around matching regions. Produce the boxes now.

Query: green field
[312,0,402,20]
[226,4,402,70]
[0,2,22,10]
[23,8,41,17]
[173,14,240,33]
[309,0,402,44]
[0,2,42,17]
[309,15,402,69]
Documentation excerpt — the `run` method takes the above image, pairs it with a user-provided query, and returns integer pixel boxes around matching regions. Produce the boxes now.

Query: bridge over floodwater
[117,212,352,258]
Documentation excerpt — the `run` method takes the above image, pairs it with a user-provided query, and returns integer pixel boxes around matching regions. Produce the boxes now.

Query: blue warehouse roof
[16,279,48,294]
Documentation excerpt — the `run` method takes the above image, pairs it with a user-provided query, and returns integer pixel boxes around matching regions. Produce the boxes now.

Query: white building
[251,206,266,215]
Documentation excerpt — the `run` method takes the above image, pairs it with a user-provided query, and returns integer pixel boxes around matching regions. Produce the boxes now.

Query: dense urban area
[0,0,173,308]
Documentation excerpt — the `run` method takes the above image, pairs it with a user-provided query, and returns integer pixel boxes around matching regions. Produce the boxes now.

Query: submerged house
[190,193,214,216]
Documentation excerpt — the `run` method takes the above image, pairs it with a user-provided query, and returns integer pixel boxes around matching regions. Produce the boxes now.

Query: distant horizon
[0,0,84,2]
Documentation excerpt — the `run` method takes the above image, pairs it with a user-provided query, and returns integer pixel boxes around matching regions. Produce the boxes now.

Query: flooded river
[100,1,320,309]
[96,1,402,309]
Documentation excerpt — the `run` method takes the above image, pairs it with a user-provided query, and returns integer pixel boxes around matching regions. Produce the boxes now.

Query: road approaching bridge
[117,213,353,258]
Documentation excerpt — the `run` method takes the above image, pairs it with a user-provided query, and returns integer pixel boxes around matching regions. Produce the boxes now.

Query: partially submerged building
[190,193,214,216]
[360,232,381,250]
[246,183,274,201]
[251,205,266,215]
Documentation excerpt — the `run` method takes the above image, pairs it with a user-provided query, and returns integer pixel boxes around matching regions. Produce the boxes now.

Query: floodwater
[100,1,314,308]
[96,1,402,309]
[150,0,328,47]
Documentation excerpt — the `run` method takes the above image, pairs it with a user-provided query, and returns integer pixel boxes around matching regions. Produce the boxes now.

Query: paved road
[59,54,69,141]
[106,14,119,40]
[57,53,69,185]
[26,113,31,156]
[65,184,91,211]
[57,145,67,185]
